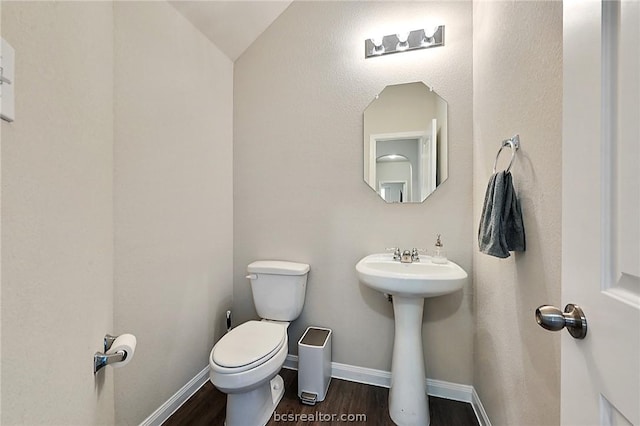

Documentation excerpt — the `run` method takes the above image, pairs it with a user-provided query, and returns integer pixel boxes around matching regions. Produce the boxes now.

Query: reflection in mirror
[377,154,412,202]
[364,82,448,203]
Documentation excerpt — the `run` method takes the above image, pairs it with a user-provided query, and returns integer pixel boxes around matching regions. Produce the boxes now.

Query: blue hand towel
[478,171,526,258]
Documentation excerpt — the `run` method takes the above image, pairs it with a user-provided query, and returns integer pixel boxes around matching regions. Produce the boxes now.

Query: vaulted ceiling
[170,1,293,61]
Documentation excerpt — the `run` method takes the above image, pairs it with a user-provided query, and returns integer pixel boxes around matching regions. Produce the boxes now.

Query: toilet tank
[247,260,309,321]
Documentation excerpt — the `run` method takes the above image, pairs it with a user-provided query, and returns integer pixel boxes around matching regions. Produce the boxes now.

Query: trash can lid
[299,327,331,347]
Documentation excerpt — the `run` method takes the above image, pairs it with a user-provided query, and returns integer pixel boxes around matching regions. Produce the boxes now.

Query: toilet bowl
[209,320,289,426]
[208,260,309,426]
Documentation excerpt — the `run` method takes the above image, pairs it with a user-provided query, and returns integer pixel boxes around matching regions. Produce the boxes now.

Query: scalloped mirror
[363,82,448,203]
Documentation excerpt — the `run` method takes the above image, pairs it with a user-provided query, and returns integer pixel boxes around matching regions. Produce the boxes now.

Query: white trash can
[297,326,332,405]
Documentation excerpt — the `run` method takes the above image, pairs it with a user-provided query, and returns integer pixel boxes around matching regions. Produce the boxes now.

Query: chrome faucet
[388,247,424,263]
[400,250,413,263]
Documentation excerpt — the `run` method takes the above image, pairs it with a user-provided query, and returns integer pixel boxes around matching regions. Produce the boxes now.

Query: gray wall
[113,2,234,424]
[234,1,474,384]
[1,1,4,417]
[1,2,115,424]
[1,2,234,425]
[472,1,563,424]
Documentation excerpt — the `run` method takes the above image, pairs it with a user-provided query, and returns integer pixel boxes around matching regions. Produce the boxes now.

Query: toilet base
[225,375,285,426]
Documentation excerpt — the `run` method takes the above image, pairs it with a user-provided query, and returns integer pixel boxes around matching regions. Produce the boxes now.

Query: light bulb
[421,25,440,46]
[396,32,410,51]
[369,36,385,55]
[424,25,440,38]
[396,32,410,43]
[370,36,384,47]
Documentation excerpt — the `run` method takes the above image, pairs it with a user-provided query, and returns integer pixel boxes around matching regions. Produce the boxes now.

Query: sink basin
[356,253,467,298]
[356,252,467,426]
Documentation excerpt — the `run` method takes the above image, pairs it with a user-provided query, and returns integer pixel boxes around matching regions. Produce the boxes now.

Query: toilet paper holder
[93,334,128,374]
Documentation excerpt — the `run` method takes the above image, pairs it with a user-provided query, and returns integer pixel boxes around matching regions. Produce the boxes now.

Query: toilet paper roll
[106,334,137,368]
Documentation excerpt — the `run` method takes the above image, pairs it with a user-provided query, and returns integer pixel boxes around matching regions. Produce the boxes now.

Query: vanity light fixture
[365,25,444,59]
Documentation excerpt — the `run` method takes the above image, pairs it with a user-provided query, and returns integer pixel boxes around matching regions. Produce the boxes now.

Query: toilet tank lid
[248,260,310,276]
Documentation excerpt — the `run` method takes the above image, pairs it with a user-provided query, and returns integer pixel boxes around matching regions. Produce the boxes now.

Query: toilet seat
[211,321,286,374]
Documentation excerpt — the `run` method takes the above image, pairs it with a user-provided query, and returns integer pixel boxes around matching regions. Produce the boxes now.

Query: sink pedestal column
[389,295,429,426]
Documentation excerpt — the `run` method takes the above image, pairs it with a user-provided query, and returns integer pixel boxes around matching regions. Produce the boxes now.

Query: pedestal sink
[356,253,467,426]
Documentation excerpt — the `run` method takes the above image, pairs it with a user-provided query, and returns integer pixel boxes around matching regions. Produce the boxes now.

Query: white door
[562,0,640,424]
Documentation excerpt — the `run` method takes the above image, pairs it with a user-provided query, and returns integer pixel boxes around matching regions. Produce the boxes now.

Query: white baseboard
[284,354,490,425]
[139,366,209,426]
[145,357,491,426]
[331,359,392,389]
[472,387,492,426]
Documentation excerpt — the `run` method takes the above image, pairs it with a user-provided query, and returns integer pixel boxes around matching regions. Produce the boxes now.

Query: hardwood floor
[164,368,479,426]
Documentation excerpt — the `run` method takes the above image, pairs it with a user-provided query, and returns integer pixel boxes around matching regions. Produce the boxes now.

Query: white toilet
[209,260,309,426]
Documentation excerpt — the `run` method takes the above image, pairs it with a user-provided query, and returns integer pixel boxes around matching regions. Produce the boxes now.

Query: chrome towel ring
[493,134,520,173]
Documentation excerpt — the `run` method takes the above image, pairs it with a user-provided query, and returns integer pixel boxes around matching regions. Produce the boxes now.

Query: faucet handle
[411,248,427,261]
[386,247,401,260]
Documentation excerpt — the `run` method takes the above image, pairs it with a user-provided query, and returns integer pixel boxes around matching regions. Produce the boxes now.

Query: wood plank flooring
[164,368,479,426]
